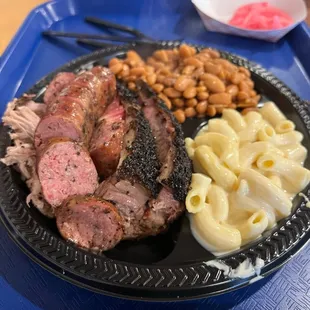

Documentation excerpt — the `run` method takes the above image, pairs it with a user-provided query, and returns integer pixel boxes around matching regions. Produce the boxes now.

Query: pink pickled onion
[229,2,293,30]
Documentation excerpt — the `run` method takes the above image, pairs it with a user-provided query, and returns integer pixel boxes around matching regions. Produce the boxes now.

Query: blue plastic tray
[0,0,310,309]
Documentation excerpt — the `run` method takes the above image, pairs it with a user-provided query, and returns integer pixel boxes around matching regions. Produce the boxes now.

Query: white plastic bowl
[192,0,307,42]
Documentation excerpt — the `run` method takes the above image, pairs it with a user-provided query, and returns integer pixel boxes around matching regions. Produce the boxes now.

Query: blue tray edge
[0,1,56,69]
[287,22,310,80]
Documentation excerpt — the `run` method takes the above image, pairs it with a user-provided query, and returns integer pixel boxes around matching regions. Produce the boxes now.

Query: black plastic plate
[0,41,310,301]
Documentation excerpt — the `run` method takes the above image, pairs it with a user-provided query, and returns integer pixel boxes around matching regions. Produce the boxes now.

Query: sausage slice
[35,67,116,149]
[44,72,76,106]
[37,138,98,207]
[35,71,100,148]
[56,196,123,251]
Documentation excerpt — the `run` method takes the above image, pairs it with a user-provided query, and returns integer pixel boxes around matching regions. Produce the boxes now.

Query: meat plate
[0,41,310,301]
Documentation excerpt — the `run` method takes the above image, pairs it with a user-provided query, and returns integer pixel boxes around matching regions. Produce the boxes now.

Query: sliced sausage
[35,67,116,149]
[90,97,125,178]
[37,138,98,207]
[91,66,116,115]
[35,71,100,148]
[44,72,76,105]
[35,92,95,149]
[56,196,123,251]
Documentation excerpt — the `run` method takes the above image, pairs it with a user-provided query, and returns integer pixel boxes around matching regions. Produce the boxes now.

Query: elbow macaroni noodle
[185,102,310,255]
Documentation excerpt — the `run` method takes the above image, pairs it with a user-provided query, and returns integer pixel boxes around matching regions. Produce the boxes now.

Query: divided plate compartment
[0,42,310,300]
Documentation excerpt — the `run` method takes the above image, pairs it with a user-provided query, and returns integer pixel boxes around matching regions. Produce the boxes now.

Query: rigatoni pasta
[186,173,211,213]
[186,101,310,255]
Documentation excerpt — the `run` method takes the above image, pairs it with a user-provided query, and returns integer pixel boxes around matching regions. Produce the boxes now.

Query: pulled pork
[1,95,54,217]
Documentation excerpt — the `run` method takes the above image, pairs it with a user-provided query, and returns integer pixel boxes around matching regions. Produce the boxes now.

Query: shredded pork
[1,94,54,217]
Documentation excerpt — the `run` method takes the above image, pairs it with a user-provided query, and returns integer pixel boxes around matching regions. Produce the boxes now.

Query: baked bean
[179,44,193,58]
[237,91,250,101]
[239,67,251,77]
[207,106,217,117]
[130,67,145,76]
[126,59,140,68]
[245,79,255,89]
[230,72,243,85]
[197,91,209,101]
[173,48,179,55]
[183,86,197,99]
[168,62,178,72]
[147,57,165,70]
[173,109,186,123]
[216,106,224,114]
[163,77,177,87]
[237,99,256,108]
[128,82,136,90]
[159,93,172,109]
[164,87,182,98]
[201,48,220,58]
[200,73,225,93]
[225,71,233,81]
[196,101,208,114]
[110,63,123,75]
[196,86,207,93]
[166,50,176,59]
[196,53,211,62]
[172,67,181,75]
[188,79,197,87]
[217,70,226,80]
[109,58,120,67]
[190,46,197,55]
[204,62,222,75]
[228,103,237,109]
[119,64,130,78]
[145,65,155,74]
[127,50,142,62]
[125,75,137,82]
[157,67,171,76]
[250,90,257,97]
[140,76,147,83]
[185,107,196,118]
[156,75,165,84]
[215,59,238,72]
[186,98,198,107]
[208,49,220,59]
[172,98,185,108]
[174,76,193,92]
[152,83,164,93]
[209,93,232,106]
[241,107,259,115]
[192,67,205,79]
[239,81,250,92]
[184,57,203,68]
[182,65,196,75]
[254,95,261,103]
[239,73,247,80]
[198,80,205,86]
[226,85,239,97]
[146,74,157,85]
[153,50,169,63]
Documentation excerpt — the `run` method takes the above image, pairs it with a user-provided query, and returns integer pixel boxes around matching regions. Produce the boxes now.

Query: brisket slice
[95,82,160,238]
[136,80,192,202]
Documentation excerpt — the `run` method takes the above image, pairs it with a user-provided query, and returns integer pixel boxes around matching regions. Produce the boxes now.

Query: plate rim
[1,41,310,301]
